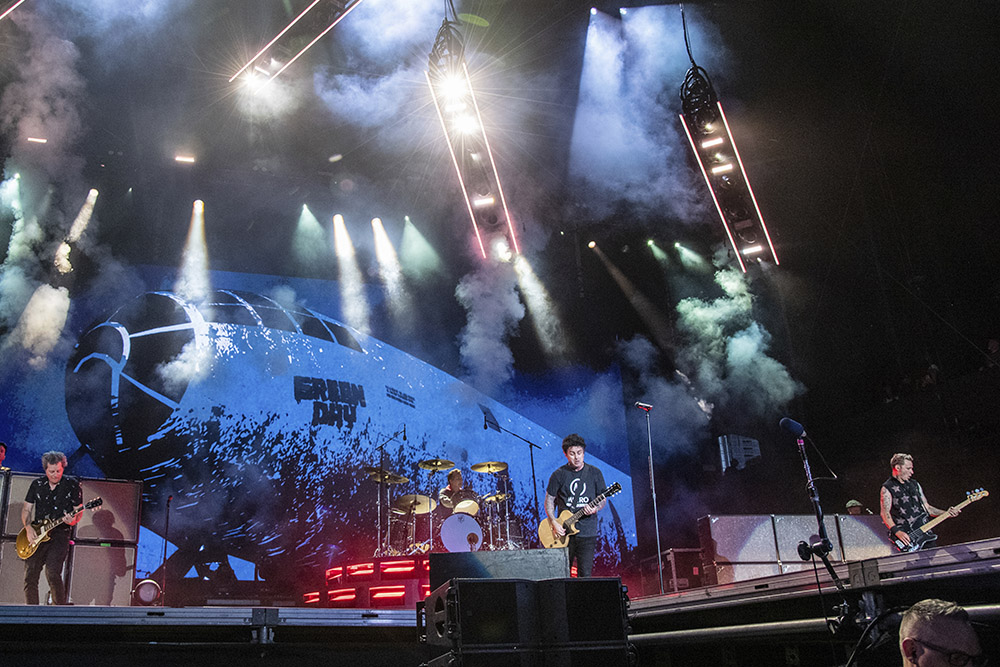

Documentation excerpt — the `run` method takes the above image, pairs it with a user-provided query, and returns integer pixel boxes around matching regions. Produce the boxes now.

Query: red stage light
[302,591,321,605]
[347,562,375,579]
[380,559,417,575]
[369,585,407,601]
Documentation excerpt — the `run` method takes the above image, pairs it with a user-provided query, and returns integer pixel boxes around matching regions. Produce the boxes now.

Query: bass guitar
[538,482,621,549]
[16,497,103,560]
[891,489,988,553]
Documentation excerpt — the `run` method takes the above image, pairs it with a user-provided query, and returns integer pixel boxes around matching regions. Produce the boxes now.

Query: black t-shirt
[25,475,83,529]
[546,462,607,538]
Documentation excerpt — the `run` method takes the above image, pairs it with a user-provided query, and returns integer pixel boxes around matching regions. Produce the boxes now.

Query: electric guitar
[891,489,988,553]
[16,497,103,560]
[538,482,622,549]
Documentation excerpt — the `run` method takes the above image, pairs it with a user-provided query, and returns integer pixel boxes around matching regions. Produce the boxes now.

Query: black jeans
[568,535,597,578]
[24,528,70,604]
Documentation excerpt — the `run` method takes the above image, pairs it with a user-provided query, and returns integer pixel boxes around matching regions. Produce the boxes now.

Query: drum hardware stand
[482,406,541,528]
[371,425,407,558]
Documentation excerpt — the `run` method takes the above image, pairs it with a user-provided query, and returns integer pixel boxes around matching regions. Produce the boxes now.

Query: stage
[2,538,998,666]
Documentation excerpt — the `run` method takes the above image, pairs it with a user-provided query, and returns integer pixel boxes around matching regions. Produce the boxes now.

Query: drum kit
[366,457,524,556]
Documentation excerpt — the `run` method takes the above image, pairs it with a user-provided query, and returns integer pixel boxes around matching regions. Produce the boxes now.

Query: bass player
[545,434,607,577]
[881,452,959,550]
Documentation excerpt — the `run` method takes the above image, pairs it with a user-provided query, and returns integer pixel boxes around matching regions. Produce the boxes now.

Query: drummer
[438,470,479,516]
[439,469,464,513]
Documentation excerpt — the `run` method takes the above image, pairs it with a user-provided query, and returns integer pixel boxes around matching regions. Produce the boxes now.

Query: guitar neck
[919,496,975,532]
[565,489,613,524]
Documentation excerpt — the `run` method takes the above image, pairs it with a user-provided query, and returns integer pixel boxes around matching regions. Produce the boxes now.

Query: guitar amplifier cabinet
[837,515,894,560]
[2,473,36,537]
[698,514,779,564]
[0,537,53,604]
[773,514,843,562]
[67,543,137,606]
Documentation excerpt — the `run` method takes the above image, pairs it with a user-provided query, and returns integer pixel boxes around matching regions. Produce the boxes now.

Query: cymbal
[394,494,437,514]
[364,467,409,485]
[470,461,507,473]
[483,492,508,504]
[418,458,455,471]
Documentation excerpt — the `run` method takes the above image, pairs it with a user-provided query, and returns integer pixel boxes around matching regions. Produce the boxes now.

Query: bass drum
[440,512,483,552]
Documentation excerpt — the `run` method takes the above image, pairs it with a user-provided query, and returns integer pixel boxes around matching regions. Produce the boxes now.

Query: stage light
[131,579,162,606]
[491,237,513,263]
[620,8,628,15]
[175,199,212,307]
[174,155,196,164]
[591,8,598,15]
[588,241,596,248]
[678,6,778,272]
[427,13,519,261]
[230,0,369,82]
[26,137,47,144]
[399,216,443,278]
[0,0,27,22]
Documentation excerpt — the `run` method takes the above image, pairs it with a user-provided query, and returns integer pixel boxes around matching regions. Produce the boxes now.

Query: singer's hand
[948,506,961,517]
[894,529,911,546]
[551,518,566,537]
[25,525,38,543]
[583,504,597,515]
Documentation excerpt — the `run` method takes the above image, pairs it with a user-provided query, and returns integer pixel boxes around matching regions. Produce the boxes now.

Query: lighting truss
[230,0,368,83]
[680,102,778,272]
[426,19,518,260]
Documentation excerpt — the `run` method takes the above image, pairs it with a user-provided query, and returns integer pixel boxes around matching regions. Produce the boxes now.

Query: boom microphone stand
[636,402,664,595]
[780,418,849,621]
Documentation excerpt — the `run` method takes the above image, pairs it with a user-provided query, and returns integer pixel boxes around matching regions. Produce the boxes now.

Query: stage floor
[2,538,998,666]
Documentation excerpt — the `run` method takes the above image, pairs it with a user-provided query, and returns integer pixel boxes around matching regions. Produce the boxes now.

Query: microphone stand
[485,418,542,529]
[638,404,664,595]
[794,433,850,622]
[372,425,407,557]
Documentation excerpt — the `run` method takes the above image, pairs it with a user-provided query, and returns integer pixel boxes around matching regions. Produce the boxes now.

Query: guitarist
[545,434,607,577]
[880,453,959,550]
[20,451,83,605]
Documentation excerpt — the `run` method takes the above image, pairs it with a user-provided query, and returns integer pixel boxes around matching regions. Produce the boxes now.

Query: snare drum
[440,512,483,552]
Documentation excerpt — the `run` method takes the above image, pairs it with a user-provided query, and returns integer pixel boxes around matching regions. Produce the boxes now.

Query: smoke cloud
[455,262,525,396]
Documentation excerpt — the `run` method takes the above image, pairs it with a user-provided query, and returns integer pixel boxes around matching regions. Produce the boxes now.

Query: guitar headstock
[967,488,989,502]
[86,497,104,510]
[605,482,622,498]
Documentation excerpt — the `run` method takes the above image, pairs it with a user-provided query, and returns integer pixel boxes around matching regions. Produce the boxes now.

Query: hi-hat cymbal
[364,467,409,485]
[418,458,455,471]
[394,494,437,514]
[470,461,508,473]
[483,492,508,504]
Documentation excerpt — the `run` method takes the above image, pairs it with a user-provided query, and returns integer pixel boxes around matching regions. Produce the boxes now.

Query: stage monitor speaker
[423,578,540,648]
[3,473,36,537]
[536,578,628,644]
[74,478,142,544]
[0,537,53,605]
[698,515,779,565]
[429,549,569,590]
[67,542,137,606]
[773,514,843,562]
[837,515,893,560]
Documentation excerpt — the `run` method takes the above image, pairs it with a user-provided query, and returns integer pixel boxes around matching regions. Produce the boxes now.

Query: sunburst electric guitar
[538,482,622,549]
[891,489,988,553]
[16,498,103,560]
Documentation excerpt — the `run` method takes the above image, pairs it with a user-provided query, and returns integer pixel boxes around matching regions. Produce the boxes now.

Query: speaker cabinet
[0,537,53,605]
[423,578,540,648]
[837,515,893,560]
[67,543,137,606]
[3,473,36,537]
[74,478,142,543]
[536,578,629,644]
[429,549,569,590]
[698,515,779,564]
[773,514,843,562]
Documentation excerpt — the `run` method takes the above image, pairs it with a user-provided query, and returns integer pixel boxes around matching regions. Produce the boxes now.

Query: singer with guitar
[881,453,959,551]
[21,451,83,605]
[544,434,608,577]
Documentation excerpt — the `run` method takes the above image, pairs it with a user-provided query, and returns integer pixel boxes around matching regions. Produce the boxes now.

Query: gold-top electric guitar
[538,482,621,549]
[16,497,103,560]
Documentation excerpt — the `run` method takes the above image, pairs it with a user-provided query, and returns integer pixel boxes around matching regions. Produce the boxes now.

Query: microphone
[635,402,652,411]
[403,424,407,441]
[779,417,806,437]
